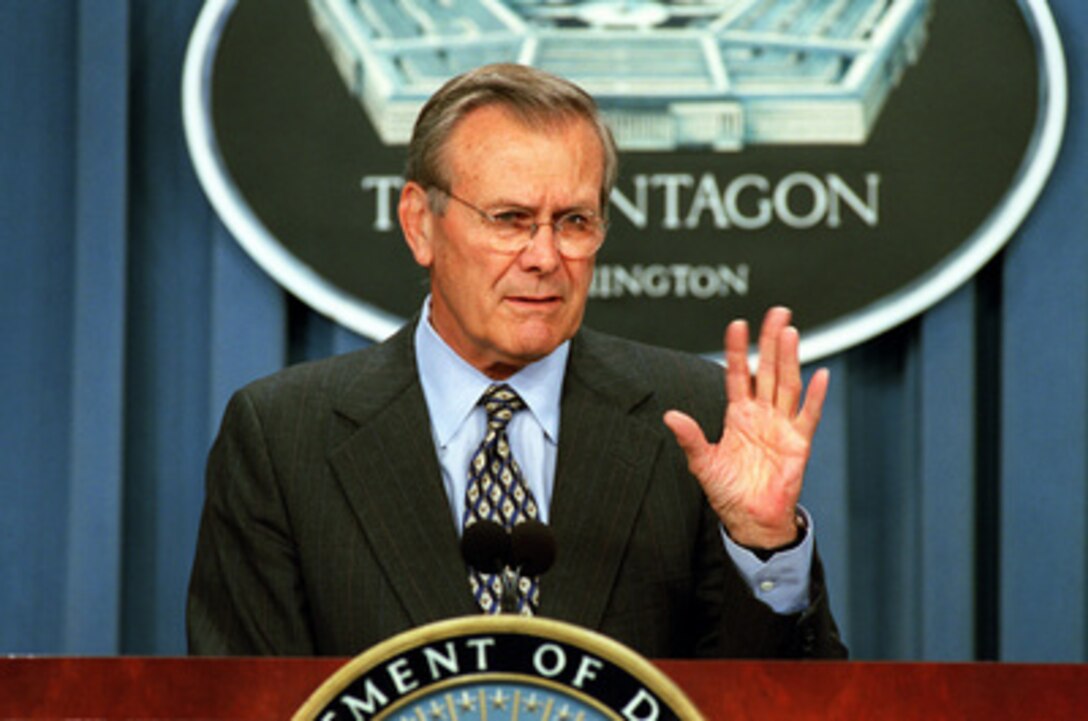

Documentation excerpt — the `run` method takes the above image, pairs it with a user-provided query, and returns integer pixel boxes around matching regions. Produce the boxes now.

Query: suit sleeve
[187,389,316,655]
[691,499,847,658]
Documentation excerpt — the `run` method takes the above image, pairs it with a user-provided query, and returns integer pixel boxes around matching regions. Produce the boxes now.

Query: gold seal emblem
[293,616,705,721]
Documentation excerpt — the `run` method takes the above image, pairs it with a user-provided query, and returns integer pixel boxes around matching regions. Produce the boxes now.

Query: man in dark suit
[187,63,846,659]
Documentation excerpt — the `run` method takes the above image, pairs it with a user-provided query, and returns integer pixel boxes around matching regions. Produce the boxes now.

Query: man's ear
[399,181,435,268]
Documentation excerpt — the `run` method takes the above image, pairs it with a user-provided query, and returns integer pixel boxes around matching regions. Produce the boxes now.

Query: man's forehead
[444,105,605,196]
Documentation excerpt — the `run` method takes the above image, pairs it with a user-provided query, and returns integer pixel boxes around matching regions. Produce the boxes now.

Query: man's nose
[517,223,562,272]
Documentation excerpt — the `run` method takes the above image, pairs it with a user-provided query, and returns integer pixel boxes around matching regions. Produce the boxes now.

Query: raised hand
[663,307,829,549]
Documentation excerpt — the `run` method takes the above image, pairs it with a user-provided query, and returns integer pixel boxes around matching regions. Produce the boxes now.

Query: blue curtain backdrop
[1,1,1085,659]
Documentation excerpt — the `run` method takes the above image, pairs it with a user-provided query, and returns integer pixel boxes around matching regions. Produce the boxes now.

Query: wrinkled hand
[663,307,829,549]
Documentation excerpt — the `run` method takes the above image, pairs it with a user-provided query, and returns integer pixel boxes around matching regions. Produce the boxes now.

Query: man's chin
[510,323,577,358]
[479,335,567,378]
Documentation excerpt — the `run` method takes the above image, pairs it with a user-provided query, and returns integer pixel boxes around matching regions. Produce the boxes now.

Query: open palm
[664,307,829,549]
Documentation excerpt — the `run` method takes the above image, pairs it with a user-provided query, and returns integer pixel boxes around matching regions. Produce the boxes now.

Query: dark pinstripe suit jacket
[187,321,845,658]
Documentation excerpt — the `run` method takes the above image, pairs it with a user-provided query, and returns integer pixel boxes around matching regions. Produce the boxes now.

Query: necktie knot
[480,384,525,431]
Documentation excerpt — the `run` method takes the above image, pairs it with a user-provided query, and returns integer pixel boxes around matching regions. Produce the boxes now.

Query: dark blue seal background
[203,0,1054,358]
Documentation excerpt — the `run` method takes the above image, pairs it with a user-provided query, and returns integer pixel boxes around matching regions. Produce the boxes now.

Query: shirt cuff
[721,506,814,615]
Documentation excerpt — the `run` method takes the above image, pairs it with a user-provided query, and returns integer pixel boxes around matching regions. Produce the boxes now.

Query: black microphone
[511,519,557,576]
[460,520,511,574]
[505,521,556,613]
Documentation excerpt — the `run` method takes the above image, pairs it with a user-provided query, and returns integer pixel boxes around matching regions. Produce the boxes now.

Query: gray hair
[404,63,618,214]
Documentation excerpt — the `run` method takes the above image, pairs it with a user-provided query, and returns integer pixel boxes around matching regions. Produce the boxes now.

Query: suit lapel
[327,323,478,624]
[542,330,666,628]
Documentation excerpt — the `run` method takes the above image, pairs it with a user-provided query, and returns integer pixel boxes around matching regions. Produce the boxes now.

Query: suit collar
[564,327,658,420]
[331,319,419,426]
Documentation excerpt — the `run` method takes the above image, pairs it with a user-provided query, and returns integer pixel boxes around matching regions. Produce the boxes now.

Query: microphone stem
[500,567,521,614]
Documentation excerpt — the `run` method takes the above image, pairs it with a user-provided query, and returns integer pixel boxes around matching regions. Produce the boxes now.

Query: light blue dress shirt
[413,299,813,614]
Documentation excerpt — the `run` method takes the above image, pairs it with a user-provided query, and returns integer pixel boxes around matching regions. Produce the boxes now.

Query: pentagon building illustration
[307,0,932,151]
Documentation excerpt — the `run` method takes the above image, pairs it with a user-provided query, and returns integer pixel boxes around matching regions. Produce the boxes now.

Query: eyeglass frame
[428,186,608,260]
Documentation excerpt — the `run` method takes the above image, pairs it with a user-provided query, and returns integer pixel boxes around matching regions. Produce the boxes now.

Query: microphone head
[511,520,557,576]
[461,520,511,573]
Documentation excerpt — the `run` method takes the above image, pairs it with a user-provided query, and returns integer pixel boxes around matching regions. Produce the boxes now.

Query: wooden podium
[2,657,1085,719]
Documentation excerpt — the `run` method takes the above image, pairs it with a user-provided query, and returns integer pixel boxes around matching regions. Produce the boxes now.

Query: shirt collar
[414,298,569,447]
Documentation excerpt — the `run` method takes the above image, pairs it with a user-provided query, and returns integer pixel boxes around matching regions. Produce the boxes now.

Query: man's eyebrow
[483,197,600,215]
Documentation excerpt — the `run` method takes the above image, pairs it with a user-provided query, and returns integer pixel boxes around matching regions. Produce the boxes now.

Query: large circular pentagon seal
[293,616,706,721]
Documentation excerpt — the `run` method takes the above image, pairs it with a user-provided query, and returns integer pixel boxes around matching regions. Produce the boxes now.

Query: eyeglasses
[432,187,607,260]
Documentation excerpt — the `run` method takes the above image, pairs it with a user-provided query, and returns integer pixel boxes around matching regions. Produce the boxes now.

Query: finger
[796,367,830,440]
[775,326,802,416]
[724,320,751,402]
[755,306,791,403]
[663,410,710,464]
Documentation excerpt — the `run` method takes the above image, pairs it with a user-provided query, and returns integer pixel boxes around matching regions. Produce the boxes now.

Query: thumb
[663,410,709,462]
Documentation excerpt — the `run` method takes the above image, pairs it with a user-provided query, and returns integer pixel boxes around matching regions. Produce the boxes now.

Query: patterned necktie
[463,384,541,614]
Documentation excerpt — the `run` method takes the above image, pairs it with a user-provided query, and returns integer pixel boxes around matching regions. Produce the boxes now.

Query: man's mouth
[506,294,562,308]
